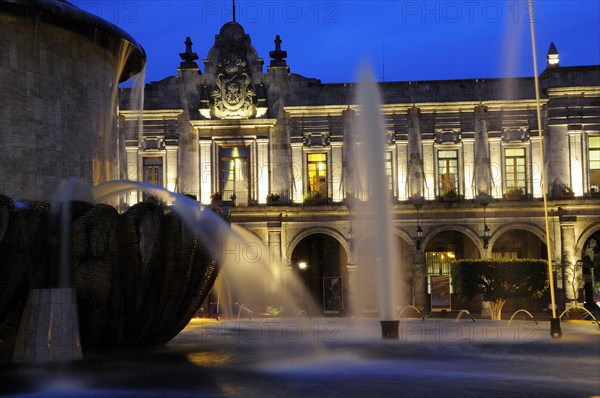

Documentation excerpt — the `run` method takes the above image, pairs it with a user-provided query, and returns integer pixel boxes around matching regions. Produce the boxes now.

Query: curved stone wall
[0,0,145,200]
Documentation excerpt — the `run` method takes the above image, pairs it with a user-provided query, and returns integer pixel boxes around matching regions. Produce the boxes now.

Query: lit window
[385,151,393,194]
[143,157,163,186]
[505,148,526,194]
[437,150,458,196]
[219,146,249,206]
[589,136,600,194]
[426,251,455,276]
[307,153,327,200]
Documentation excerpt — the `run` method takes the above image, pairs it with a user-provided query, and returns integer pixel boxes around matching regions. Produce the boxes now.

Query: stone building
[119,21,600,316]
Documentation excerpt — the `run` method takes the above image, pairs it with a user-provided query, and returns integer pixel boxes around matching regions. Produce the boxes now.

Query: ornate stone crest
[211,55,256,119]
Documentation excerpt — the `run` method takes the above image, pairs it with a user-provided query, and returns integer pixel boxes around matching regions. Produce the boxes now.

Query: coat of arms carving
[211,55,256,119]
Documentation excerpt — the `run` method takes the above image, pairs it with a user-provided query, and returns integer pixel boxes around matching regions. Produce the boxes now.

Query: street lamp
[416,225,423,250]
[483,224,490,249]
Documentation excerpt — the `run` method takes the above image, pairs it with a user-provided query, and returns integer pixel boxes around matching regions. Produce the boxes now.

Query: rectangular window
[385,151,393,194]
[219,146,250,206]
[307,153,328,200]
[143,157,163,186]
[589,136,600,194]
[437,150,458,196]
[505,148,526,194]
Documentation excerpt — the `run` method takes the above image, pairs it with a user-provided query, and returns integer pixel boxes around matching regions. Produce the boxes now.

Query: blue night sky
[70,1,600,85]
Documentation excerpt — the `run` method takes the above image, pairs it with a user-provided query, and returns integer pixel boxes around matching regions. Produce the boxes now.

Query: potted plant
[560,185,575,199]
[504,187,524,200]
[210,191,222,205]
[266,193,280,205]
[304,191,324,205]
[441,188,458,202]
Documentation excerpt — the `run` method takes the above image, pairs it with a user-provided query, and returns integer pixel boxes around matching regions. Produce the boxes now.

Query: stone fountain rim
[0,0,145,82]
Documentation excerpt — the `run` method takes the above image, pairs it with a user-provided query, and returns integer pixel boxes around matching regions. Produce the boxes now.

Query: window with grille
[307,153,328,200]
[505,148,526,194]
[589,136,600,194]
[437,150,458,196]
[219,146,250,206]
[143,157,163,186]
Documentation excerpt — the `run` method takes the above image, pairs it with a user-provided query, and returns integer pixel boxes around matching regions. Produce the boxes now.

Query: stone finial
[179,36,199,70]
[269,35,288,68]
[547,42,559,68]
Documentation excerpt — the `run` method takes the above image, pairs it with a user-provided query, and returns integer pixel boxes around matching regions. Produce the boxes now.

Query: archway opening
[582,232,600,310]
[491,229,546,259]
[290,234,348,316]
[424,230,480,312]
[489,228,547,315]
[356,235,413,317]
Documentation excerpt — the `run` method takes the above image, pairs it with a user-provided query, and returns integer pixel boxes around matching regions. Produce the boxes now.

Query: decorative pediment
[502,127,529,143]
[201,22,266,120]
[303,133,330,147]
[386,130,396,145]
[142,137,165,151]
[434,129,462,144]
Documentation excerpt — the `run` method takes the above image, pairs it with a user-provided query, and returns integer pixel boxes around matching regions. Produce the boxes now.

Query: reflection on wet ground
[1,319,599,397]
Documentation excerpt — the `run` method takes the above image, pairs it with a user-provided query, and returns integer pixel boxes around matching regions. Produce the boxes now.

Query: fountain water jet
[354,64,404,338]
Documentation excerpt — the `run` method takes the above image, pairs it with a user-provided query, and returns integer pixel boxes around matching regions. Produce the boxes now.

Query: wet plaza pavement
[1,318,599,397]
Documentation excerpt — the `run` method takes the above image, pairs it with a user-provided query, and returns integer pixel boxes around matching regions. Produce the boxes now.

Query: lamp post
[483,224,490,249]
[416,225,423,251]
[528,0,561,338]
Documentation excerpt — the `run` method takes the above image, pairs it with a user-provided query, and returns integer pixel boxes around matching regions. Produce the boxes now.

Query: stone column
[268,228,283,297]
[176,69,202,200]
[331,142,344,202]
[531,135,543,198]
[412,251,428,310]
[198,139,213,205]
[560,220,580,306]
[568,131,584,196]
[266,58,292,202]
[407,105,424,200]
[474,104,491,196]
[489,137,503,198]
[290,142,304,203]
[546,119,570,195]
[256,138,270,204]
[346,263,360,316]
[342,107,356,198]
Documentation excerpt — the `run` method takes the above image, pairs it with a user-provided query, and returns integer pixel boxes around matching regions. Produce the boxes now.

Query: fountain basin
[380,320,400,339]
[0,0,145,201]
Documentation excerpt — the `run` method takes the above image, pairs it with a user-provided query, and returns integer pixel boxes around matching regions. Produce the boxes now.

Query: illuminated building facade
[119,22,600,316]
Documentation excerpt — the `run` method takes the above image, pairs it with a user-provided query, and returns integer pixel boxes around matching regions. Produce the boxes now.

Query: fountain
[0,183,222,360]
[353,65,403,338]
[0,0,145,201]
[1,2,599,396]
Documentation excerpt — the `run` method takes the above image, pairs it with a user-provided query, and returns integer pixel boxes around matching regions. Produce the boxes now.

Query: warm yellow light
[447,252,455,259]
[317,162,326,171]
[571,155,584,197]
[298,261,308,270]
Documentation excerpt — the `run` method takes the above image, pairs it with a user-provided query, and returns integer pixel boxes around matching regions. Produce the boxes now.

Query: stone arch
[353,227,417,260]
[487,222,548,259]
[487,222,548,251]
[575,223,600,255]
[421,224,483,258]
[287,228,350,316]
[287,226,352,264]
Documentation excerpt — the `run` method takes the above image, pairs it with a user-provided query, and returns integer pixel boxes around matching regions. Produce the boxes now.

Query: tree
[451,259,548,320]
